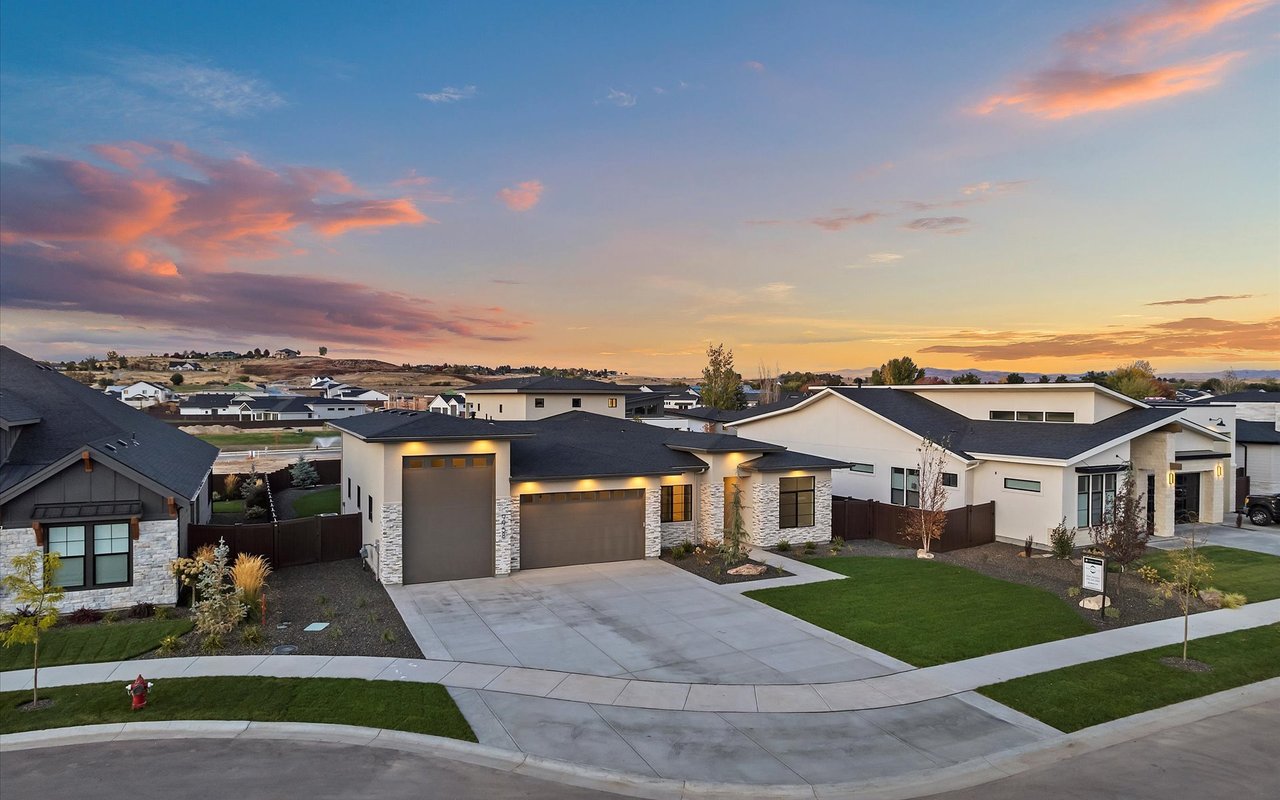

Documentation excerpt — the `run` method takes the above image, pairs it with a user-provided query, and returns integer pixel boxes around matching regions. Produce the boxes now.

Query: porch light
[1167,471,1176,486]
[1214,462,1224,479]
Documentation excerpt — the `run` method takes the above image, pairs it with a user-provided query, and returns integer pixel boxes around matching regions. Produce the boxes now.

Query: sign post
[1082,554,1107,619]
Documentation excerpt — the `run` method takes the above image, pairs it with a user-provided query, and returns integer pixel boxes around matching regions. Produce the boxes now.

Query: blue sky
[1,1,1277,375]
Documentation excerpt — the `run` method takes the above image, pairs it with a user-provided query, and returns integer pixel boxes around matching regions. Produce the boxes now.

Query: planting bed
[660,547,791,584]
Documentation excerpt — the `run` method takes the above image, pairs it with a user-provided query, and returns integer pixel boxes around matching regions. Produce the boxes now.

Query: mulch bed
[772,539,1207,631]
[1160,656,1213,673]
[145,559,422,660]
[661,549,792,584]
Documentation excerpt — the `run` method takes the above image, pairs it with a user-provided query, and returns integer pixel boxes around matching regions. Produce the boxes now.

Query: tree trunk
[32,635,39,706]
[1183,589,1190,662]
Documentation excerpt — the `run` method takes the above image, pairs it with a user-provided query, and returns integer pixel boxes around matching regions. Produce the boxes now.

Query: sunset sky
[1,1,1277,376]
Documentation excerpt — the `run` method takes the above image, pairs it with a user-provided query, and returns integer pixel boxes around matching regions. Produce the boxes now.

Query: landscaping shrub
[1222,592,1248,609]
[231,553,272,610]
[240,626,265,646]
[158,634,182,654]
[153,606,170,620]
[223,473,242,498]
[289,456,320,489]
[128,602,155,619]
[193,539,247,647]
[245,505,268,520]
[1136,565,1162,584]
[66,607,103,625]
[776,540,790,552]
[1049,518,1075,560]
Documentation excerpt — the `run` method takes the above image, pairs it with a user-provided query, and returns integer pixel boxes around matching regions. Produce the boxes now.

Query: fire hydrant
[126,674,152,710]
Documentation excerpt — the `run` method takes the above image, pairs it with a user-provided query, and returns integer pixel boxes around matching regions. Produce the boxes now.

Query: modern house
[178,392,370,420]
[0,346,217,611]
[463,376,629,420]
[168,360,202,371]
[330,383,845,585]
[428,393,467,416]
[272,348,301,359]
[115,380,177,409]
[638,385,701,411]
[1190,390,1280,500]
[730,383,1232,546]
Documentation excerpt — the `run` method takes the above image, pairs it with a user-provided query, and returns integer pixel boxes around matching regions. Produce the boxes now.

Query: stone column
[378,502,403,584]
[1131,431,1175,537]
[696,481,725,545]
[495,495,518,575]
[643,488,662,557]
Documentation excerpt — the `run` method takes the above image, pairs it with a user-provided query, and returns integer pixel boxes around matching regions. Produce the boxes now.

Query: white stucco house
[428,393,466,416]
[114,380,177,408]
[730,384,1233,547]
[1190,390,1280,499]
[330,377,844,585]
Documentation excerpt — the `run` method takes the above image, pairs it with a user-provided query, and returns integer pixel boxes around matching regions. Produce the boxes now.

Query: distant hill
[828,367,1280,383]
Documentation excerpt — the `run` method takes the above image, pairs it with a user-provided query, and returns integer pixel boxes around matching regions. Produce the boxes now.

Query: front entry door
[1174,472,1201,523]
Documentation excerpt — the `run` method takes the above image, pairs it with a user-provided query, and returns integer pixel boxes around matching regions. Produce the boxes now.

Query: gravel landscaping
[660,546,792,584]
[148,559,422,660]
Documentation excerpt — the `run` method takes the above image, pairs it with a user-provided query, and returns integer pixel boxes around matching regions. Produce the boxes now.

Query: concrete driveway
[387,559,906,684]
[1151,523,1280,556]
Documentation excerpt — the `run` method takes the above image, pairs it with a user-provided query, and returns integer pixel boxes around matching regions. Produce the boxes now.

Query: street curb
[3,678,1276,799]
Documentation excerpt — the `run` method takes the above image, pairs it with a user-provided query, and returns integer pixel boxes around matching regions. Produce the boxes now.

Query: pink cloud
[807,211,884,231]
[744,60,766,73]
[1063,0,1272,54]
[497,180,544,212]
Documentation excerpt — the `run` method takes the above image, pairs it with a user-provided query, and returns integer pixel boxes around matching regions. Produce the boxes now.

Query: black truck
[1242,493,1280,526]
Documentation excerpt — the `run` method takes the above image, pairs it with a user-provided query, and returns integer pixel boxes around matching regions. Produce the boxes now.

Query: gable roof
[1238,421,1280,445]
[0,346,217,501]
[465,376,624,394]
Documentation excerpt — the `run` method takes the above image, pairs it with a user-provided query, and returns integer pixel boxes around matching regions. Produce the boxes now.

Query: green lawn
[0,618,194,672]
[979,624,1280,732]
[212,498,245,514]
[1138,546,1280,602]
[195,432,322,447]
[292,486,340,517]
[0,676,476,739]
[745,557,1094,667]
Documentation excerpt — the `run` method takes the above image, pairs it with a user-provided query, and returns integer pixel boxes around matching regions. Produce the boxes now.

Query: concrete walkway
[1150,523,1280,556]
[6,598,1276,712]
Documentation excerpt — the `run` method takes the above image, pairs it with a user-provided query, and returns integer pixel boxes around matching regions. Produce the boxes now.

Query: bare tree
[1089,468,1150,605]
[902,436,950,558]
[757,362,781,405]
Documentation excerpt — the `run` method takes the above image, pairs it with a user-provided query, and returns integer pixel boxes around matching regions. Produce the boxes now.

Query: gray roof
[742,387,1187,462]
[0,346,217,500]
[1191,390,1280,404]
[740,451,852,472]
[720,395,809,422]
[1238,421,1280,445]
[0,393,42,426]
[465,376,624,394]
[327,410,534,441]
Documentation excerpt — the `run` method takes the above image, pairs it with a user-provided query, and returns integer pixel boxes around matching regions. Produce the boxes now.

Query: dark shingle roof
[1238,421,1280,445]
[1192,390,1280,404]
[327,410,534,441]
[740,387,1187,462]
[0,393,42,426]
[668,406,739,423]
[0,346,217,500]
[465,376,624,393]
[720,394,809,422]
[739,451,852,472]
[508,413,716,480]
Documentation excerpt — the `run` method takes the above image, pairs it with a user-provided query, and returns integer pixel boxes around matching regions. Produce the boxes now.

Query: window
[499,404,503,413]
[891,467,920,507]
[608,398,618,408]
[571,397,582,408]
[357,485,361,508]
[942,472,958,487]
[368,495,374,522]
[47,522,130,590]
[1016,411,1044,422]
[780,477,815,529]
[661,484,692,523]
[1076,473,1117,527]
[850,463,874,474]
[991,410,1075,423]
[989,410,1015,421]
[534,397,545,408]
[1004,478,1041,492]
[1045,411,1075,423]
[347,477,351,498]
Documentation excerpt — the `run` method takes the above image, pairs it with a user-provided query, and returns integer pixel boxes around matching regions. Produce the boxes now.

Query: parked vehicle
[1243,493,1280,526]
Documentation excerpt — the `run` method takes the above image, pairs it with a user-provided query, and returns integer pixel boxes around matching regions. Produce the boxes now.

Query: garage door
[402,454,494,584]
[519,489,645,570]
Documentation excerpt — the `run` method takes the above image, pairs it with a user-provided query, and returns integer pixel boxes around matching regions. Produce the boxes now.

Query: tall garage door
[403,454,494,584]
[519,489,645,570]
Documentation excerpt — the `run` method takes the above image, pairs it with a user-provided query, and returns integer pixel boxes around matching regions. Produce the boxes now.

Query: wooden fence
[831,497,995,552]
[187,513,361,568]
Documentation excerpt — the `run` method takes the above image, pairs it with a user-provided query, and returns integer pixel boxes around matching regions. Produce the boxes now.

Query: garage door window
[661,484,692,522]
[522,489,644,505]
[779,477,815,529]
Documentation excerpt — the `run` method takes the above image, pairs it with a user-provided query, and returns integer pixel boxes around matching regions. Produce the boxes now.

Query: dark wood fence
[831,497,995,552]
[187,513,361,568]
[1236,473,1249,511]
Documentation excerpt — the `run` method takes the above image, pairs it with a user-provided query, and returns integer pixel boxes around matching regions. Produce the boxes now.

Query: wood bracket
[82,451,93,472]
[130,516,141,541]
[167,497,178,518]
[32,521,44,546]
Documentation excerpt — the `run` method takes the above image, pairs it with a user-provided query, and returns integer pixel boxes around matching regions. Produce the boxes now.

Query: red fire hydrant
[126,674,152,710]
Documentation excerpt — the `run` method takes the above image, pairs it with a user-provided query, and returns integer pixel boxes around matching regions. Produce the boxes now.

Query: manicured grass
[979,624,1280,732]
[212,498,245,514]
[292,486,340,517]
[0,676,476,739]
[0,618,194,672]
[195,432,321,447]
[1138,546,1280,602]
[745,557,1094,667]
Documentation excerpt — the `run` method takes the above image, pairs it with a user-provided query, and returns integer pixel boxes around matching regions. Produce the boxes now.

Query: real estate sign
[1082,555,1106,593]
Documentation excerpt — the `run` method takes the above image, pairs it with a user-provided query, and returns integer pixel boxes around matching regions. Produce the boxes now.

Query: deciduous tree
[1090,468,1150,603]
[902,437,950,558]
[870,356,925,385]
[1,551,65,706]
[1156,529,1214,663]
[701,343,744,410]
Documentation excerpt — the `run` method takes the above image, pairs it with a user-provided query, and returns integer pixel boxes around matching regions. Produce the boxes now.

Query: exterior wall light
[1214,462,1224,479]
[1167,471,1176,486]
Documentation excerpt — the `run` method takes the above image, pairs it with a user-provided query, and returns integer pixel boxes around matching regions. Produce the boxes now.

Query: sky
[1,0,1277,377]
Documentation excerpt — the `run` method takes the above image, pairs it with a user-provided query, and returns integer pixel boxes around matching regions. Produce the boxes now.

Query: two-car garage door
[519,489,645,570]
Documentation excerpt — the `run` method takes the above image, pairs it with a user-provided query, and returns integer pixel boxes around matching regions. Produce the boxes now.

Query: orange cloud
[1064,0,1272,54]
[123,249,180,277]
[497,180,544,212]
[977,52,1244,119]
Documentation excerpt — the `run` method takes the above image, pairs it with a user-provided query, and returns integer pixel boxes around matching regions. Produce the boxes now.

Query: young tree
[170,372,184,386]
[756,362,781,405]
[318,346,328,356]
[289,456,319,489]
[870,356,925,385]
[1,551,65,706]
[1157,529,1213,663]
[720,483,749,564]
[1089,468,1151,603]
[701,343,744,410]
[902,436,950,558]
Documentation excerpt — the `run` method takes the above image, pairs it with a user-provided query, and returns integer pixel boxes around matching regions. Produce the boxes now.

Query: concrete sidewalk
[5,598,1275,712]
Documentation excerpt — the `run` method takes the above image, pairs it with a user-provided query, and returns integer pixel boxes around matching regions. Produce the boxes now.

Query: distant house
[178,391,370,421]
[168,360,202,371]
[1175,388,1213,403]
[272,348,301,359]
[638,385,701,411]
[117,381,177,409]
[1,346,217,611]
[428,393,467,416]
[209,351,240,359]
[1190,390,1280,503]
[330,386,390,403]
[464,376,627,420]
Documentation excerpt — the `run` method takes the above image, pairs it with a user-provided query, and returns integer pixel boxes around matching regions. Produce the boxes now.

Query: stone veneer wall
[696,482,725,545]
[1130,432,1175,537]
[0,519,178,612]
[496,496,518,574]
[660,521,696,548]
[643,488,662,557]
[377,502,403,584]
[749,477,833,548]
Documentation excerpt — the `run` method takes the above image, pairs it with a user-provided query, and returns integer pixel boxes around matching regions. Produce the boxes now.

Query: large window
[891,467,920,507]
[661,484,692,523]
[780,476,815,529]
[47,522,131,590]
[1004,478,1042,492]
[1077,473,1118,527]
